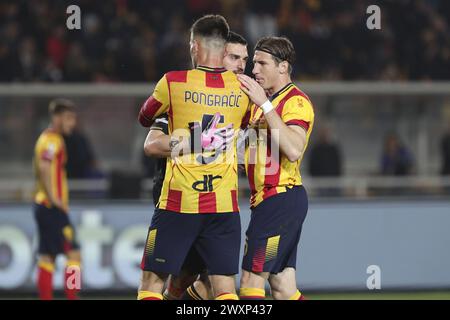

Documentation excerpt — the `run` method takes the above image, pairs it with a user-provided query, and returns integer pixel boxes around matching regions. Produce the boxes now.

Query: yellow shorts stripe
[145,229,157,256]
[265,235,280,262]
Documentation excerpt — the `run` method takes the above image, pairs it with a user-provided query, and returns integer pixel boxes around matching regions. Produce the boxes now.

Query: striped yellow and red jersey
[138,66,251,214]
[245,83,314,208]
[33,129,69,210]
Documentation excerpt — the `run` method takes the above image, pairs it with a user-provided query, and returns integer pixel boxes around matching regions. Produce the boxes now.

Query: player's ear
[191,39,199,55]
[52,114,62,128]
[279,61,289,75]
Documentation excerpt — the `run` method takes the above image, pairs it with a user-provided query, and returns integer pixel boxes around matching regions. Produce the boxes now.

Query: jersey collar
[269,82,294,102]
[196,65,227,73]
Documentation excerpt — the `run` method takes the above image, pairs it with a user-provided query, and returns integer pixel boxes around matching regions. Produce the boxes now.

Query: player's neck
[196,51,225,69]
[268,77,292,97]
[48,124,62,134]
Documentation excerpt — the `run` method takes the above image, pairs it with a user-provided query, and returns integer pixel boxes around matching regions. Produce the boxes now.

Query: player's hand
[201,113,235,151]
[237,74,268,107]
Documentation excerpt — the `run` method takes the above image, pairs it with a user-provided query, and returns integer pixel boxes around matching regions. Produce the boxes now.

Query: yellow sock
[215,293,239,300]
[239,288,265,300]
[288,290,302,300]
[137,290,163,300]
[66,260,81,268]
[38,260,55,273]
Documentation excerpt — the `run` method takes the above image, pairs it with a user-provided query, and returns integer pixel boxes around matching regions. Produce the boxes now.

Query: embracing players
[137,15,250,301]
[144,30,249,300]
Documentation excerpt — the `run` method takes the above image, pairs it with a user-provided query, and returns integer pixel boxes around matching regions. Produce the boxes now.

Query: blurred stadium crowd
[0,0,449,83]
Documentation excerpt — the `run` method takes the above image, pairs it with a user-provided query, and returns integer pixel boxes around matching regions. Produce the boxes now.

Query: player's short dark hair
[227,31,247,46]
[255,36,296,74]
[191,14,230,42]
[48,98,75,116]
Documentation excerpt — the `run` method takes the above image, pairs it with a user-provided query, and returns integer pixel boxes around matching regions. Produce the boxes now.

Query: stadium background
[1,0,450,299]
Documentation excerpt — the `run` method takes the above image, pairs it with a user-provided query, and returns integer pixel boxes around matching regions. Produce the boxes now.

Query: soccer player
[146,31,250,301]
[137,15,250,301]
[33,99,81,300]
[223,31,249,75]
[237,37,314,300]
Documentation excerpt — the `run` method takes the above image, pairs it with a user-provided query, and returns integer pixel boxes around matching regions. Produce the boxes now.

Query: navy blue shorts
[33,204,80,256]
[242,185,308,274]
[141,209,241,276]
[152,179,206,275]
[180,246,207,275]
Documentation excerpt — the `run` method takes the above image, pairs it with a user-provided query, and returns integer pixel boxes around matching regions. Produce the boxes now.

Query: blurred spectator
[380,133,414,176]
[64,42,90,81]
[16,37,41,81]
[46,26,68,69]
[0,0,449,82]
[63,128,101,179]
[441,130,450,175]
[308,127,342,177]
[245,0,278,45]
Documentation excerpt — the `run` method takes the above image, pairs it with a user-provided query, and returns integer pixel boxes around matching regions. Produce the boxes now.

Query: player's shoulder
[287,85,311,102]
[222,70,237,79]
[163,70,189,83]
[219,71,247,92]
[221,70,241,84]
[284,86,313,109]
[37,129,63,146]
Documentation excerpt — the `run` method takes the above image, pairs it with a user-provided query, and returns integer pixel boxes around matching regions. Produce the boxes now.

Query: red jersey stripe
[205,72,225,88]
[285,119,310,131]
[199,192,217,213]
[293,87,312,103]
[231,190,239,212]
[166,70,188,131]
[166,70,188,83]
[241,110,251,129]
[56,149,64,202]
[275,87,302,114]
[262,186,279,200]
[263,131,281,189]
[166,189,182,212]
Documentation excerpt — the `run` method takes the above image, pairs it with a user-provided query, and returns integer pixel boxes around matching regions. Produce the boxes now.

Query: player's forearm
[144,131,172,158]
[264,110,305,162]
[144,130,188,158]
